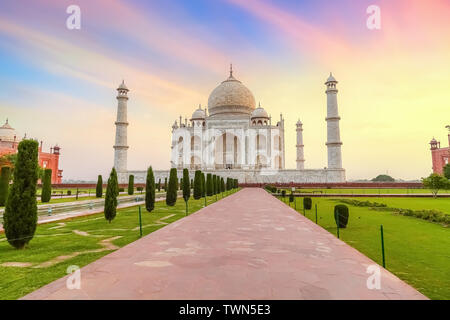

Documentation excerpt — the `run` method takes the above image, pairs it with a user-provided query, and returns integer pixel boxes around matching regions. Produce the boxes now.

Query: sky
[0,0,449,181]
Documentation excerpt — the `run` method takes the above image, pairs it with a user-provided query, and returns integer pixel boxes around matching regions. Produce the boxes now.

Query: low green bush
[67,190,72,196]
[119,187,125,193]
[334,204,349,228]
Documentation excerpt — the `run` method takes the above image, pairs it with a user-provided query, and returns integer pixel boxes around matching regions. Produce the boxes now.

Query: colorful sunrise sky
[0,0,449,181]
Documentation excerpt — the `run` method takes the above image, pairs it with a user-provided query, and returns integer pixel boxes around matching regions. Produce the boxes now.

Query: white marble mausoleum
[113,67,346,184]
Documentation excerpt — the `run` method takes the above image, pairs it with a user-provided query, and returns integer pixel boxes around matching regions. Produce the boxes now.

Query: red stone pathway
[23,188,426,300]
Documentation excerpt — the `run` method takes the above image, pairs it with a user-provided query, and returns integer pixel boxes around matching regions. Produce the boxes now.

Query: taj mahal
[113,66,346,184]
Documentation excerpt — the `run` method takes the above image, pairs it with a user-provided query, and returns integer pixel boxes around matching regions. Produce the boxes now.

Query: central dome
[208,68,256,118]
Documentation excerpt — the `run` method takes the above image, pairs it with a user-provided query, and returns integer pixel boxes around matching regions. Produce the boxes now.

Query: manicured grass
[284,188,450,195]
[279,196,450,300]
[0,190,236,300]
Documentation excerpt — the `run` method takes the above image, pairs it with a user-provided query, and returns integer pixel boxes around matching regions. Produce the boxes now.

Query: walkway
[23,188,426,300]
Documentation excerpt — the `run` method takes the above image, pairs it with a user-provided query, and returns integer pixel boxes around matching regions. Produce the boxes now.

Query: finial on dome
[6,118,8,125]
[230,63,233,77]
[258,102,261,108]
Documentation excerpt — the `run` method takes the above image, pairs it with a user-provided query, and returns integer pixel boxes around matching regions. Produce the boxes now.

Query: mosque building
[114,67,346,184]
[0,119,63,183]
[429,126,450,174]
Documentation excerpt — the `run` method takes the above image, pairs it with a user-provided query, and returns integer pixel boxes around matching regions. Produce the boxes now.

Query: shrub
[182,168,190,202]
[281,190,286,197]
[289,193,294,203]
[164,177,167,191]
[166,168,178,206]
[3,140,39,248]
[201,172,206,197]
[334,205,349,228]
[193,170,202,200]
[41,169,52,203]
[212,175,217,195]
[96,175,103,198]
[158,178,161,192]
[128,175,135,195]
[221,177,225,193]
[0,166,11,206]
[104,168,119,223]
[119,187,125,193]
[444,164,450,180]
[372,174,395,182]
[145,166,155,212]
[137,186,144,193]
[67,190,72,196]
[206,173,213,196]
[303,197,312,210]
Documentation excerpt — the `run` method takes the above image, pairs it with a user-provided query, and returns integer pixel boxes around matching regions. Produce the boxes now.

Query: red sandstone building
[430,126,450,175]
[0,119,63,183]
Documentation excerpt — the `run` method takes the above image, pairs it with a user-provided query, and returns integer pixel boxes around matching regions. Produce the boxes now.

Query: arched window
[178,136,183,152]
[257,120,262,125]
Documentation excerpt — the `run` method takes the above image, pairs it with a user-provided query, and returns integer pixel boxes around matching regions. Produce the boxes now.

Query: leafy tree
[371,174,395,182]
[193,170,202,200]
[182,168,190,214]
[96,175,103,198]
[145,166,155,212]
[422,173,449,198]
[41,169,52,203]
[444,164,450,180]
[0,166,11,206]
[104,168,119,223]
[206,173,213,196]
[3,140,39,249]
[166,168,178,206]
[128,175,135,195]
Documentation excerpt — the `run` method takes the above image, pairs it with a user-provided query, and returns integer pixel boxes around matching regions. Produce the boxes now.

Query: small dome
[430,137,438,144]
[191,106,206,120]
[296,119,303,125]
[326,72,337,83]
[251,105,269,119]
[0,119,19,142]
[117,80,129,91]
[208,67,256,118]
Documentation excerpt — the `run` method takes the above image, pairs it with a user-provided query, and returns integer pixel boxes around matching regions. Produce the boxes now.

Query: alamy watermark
[66,5,81,30]
[366,5,381,30]
[66,265,81,290]
[366,264,381,290]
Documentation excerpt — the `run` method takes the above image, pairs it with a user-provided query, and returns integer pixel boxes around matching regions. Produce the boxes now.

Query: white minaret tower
[296,119,305,170]
[325,73,343,169]
[114,80,129,183]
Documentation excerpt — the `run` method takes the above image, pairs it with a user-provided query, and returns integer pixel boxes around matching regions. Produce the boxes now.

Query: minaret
[114,80,129,183]
[296,119,305,170]
[325,73,343,169]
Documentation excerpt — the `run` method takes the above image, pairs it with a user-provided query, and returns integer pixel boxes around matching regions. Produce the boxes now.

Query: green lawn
[279,196,450,300]
[284,188,450,195]
[0,191,235,300]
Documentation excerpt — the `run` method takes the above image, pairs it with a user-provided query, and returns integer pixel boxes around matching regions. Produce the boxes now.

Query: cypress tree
[4,140,39,249]
[104,168,119,223]
[206,173,213,196]
[145,166,155,212]
[128,175,134,195]
[180,178,183,191]
[226,178,231,191]
[128,174,135,195]
[215,176,219,197]
[41,168,52,203]
[221,177,225,193]
[193,170,202,200]
[201,172,206,197]
[166,168,178,206]
[158,178,161,192]
[96,175,103,198]
[212,175,216,195]
[191,179,194,189]
[164,177,167,191]
[182,168,190,214]
[0,166,11,206]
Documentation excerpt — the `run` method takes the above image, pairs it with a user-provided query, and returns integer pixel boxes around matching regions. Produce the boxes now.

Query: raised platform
[126,168,346,184]
[23,188,426,300]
